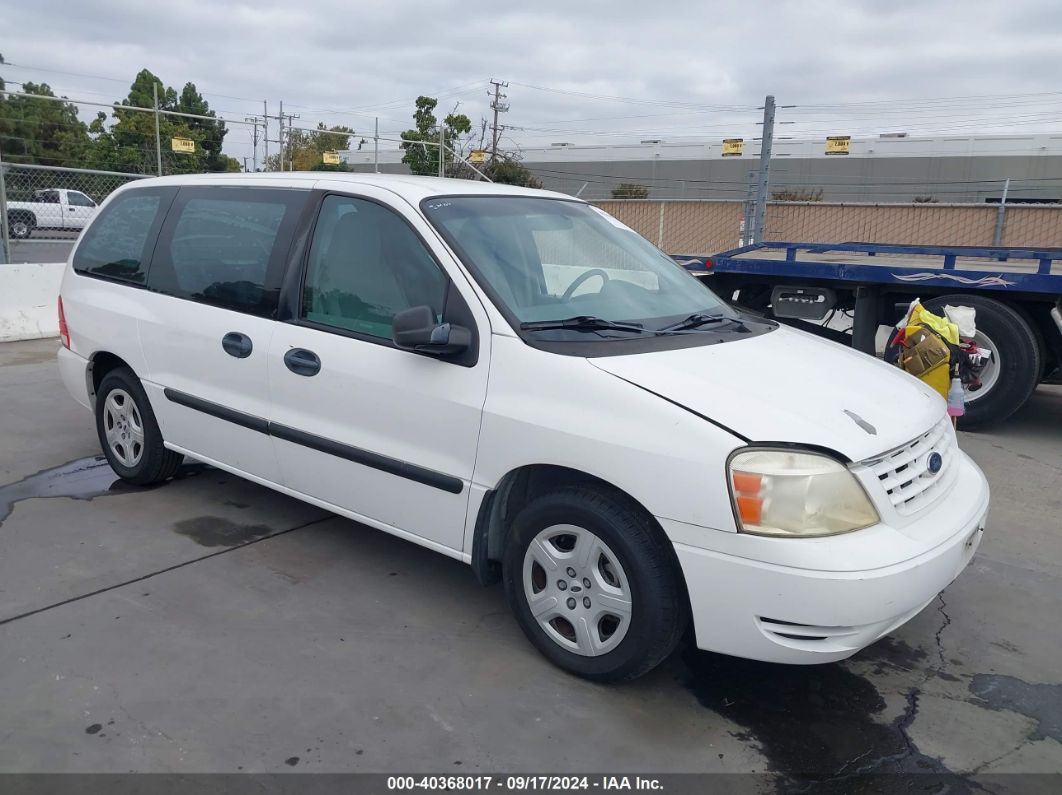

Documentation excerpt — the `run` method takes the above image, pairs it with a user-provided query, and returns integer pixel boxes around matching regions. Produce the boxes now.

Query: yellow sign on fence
[322,151,341,165]
[469,150,487,163]
[722,138,744,157]
[825,136,851,155]
[171,137,195,154]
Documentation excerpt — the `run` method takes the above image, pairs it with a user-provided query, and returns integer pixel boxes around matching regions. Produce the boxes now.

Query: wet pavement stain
[680,646,968,793]
[0,457,126,526]
[172,516,275,547]
[858,637,928,674]
[969,674,1062,743]
[0,456,210,527]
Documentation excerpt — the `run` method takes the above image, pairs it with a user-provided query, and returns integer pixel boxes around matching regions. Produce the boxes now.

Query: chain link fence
[1,163,147,264]
[592,199,1062,255]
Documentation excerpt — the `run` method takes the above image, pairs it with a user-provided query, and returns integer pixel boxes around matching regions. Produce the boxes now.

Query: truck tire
[902,295,1041,429]
[8,212,35,240]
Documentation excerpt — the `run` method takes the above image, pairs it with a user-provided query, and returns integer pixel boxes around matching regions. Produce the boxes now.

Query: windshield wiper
[519,315,648,334]
[658,312,734,332]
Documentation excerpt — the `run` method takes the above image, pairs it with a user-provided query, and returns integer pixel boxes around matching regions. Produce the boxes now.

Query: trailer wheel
[896,295,1041,429]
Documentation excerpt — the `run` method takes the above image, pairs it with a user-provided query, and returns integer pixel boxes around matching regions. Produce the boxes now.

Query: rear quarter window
[148,187,308,317]
[72,188,176,283]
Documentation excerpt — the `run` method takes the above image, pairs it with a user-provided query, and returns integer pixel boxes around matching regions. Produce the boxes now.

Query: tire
[887,295,1041,429]
[95,367,183,485]
[502,485,688,682]
[8,214,35,240]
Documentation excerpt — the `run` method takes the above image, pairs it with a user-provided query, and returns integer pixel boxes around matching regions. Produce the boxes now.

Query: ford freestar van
[57,173,989,681]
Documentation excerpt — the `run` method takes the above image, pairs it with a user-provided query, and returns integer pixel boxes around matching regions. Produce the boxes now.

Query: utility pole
[489,79,509,161]
[274,101,298,171]
[374,117,379,173]
[152,82,163,176]
[751,94,776,244]
[262,102,296,171]
[278,101,285,172]
[245,116,261,171]
[263,101,269,169]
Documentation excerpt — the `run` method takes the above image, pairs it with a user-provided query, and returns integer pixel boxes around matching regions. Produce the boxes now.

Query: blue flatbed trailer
[676,241,1062,427]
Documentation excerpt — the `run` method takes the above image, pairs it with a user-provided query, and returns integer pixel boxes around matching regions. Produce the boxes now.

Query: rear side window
[149,188,308,317]
[73,189,175,283]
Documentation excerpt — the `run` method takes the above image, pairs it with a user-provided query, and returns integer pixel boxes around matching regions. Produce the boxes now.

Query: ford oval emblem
[927,452,943,475]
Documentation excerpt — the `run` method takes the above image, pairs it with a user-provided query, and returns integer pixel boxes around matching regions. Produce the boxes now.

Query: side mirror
[392,305,471,356]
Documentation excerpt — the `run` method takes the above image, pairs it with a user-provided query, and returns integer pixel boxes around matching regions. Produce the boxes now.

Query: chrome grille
[864,417,958,516]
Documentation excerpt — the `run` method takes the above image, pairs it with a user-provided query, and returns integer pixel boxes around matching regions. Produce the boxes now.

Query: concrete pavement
[0,337,1059,789]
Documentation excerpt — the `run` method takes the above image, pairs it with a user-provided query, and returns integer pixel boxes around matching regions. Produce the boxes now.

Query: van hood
[589,325,944,462]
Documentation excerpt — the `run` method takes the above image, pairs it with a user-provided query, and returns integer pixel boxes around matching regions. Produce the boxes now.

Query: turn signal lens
[728,449,879,537]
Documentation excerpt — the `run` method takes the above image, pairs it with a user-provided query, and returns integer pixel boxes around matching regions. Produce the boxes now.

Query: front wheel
[95,367,183,485]
[503,486,687,682]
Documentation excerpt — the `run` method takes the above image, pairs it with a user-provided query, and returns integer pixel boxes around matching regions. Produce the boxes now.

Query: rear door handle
[284,348,321,377]
[222,332,253,359]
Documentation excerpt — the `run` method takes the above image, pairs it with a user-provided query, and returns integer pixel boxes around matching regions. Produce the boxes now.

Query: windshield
[422,197,735,334]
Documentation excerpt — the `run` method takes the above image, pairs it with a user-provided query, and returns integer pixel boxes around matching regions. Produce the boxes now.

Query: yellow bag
[899,326,951,398]
[907,304,960,346]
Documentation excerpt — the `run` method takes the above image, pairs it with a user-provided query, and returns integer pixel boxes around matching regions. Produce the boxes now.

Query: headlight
[728,449,879,537]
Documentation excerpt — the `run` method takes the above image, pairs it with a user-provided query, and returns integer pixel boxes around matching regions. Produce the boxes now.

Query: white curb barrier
[0,263,66,342]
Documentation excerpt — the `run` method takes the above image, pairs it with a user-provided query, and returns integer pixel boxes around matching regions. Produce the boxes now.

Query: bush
[771,187,823,202]
[611,183,650,199]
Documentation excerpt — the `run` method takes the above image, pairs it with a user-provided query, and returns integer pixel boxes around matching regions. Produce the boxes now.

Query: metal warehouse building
[343,134,1062,204]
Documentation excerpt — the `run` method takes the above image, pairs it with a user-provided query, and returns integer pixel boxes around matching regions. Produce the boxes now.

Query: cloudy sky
[3,0,1062,164]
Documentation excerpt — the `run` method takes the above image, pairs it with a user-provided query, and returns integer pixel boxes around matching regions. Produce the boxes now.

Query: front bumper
[669,451,989,664]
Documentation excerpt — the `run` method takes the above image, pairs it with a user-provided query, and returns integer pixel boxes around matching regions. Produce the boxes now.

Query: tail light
[58,296,70,349]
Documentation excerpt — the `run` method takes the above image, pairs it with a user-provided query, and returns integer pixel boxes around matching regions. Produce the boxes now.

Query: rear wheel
[888,295,1041,428]
[503,486,687,682]
[95,367,183,485]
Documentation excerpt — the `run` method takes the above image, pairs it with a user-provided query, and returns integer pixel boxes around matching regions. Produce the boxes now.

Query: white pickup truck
[5,188,98,239]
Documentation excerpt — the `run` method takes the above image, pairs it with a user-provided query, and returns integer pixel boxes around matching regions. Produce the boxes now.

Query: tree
[89,69,241,174]
[485,158,542,188]
[611,183,650,199]
[264,123,355,171]
[175,82,234,173]
[0,54,91,168]
[400,96,472,176]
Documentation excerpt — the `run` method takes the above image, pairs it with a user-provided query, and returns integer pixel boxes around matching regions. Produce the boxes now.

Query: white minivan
[57,173,989,681]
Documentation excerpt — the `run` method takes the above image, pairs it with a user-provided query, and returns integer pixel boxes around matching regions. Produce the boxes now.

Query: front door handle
[222,331,253,359]
[284,348,321,377]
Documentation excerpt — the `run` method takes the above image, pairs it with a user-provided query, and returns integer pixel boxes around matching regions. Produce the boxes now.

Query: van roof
[128,171,577,203]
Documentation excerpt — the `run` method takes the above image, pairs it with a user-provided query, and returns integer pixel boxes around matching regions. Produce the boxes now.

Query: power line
[508,81,759,111]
